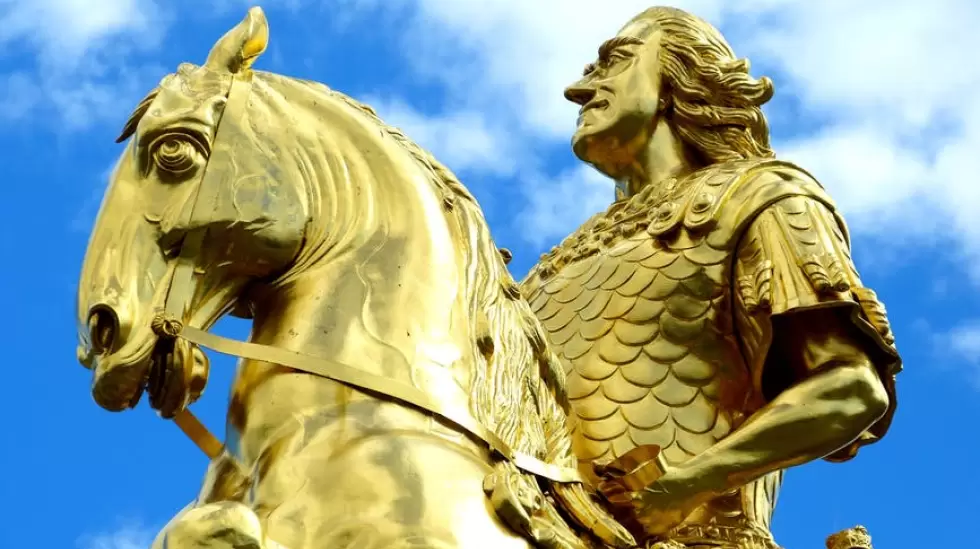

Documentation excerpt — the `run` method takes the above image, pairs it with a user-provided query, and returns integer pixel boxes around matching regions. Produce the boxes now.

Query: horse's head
[75,9,637,546]
[76,8,308,415]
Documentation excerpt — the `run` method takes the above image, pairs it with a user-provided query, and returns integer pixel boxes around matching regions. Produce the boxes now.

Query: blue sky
[2,1,979,547]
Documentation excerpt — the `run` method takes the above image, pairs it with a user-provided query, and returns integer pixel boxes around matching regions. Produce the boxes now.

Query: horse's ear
[204,6,269,74]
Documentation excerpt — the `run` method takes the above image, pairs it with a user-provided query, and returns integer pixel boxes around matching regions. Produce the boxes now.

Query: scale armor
[521,159,901,548]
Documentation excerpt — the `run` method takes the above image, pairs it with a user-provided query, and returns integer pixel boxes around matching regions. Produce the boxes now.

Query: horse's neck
[249,149,478,406]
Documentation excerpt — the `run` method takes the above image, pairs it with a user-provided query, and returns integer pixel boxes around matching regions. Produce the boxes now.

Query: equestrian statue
[74,6,898,549]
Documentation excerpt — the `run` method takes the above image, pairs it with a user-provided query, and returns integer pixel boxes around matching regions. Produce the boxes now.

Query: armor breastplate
[522,160,831,544]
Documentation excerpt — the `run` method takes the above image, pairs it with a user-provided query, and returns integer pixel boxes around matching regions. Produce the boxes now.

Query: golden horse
[75,8,634,549]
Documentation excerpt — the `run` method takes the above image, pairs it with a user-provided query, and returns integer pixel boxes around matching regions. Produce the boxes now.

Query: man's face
[565,22,663,177]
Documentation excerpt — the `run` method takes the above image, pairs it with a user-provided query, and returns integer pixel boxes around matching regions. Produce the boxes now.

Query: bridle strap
[168,323,583,484]
[164,72,254,324]
[173,408,223,459]
[160,71,583,485]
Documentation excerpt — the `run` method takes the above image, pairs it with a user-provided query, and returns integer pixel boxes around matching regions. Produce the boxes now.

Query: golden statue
[72,6,899,549]
[520,6,900,549]
[75,7,631,549]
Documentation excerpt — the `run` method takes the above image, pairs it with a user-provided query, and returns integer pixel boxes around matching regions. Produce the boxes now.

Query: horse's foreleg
[150,451,284,549]
[150,501,280,549]
[196,450,252,505]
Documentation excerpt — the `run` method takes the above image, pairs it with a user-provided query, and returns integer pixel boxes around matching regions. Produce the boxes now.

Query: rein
[156,71,583,485]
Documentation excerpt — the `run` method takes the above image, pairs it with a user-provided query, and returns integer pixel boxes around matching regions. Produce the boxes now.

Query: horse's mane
[270,75,631,545]
[121,67,626,546]
[314,81,573,458]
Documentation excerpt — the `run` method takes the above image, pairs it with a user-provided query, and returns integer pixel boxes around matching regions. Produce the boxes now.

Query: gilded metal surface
[73,5,902,549]
[825,526,873,549]
[75,7,634,549]
[521,6,901,549]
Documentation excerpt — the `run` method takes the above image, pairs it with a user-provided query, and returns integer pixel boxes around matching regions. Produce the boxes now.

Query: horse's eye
[151,136,203,177]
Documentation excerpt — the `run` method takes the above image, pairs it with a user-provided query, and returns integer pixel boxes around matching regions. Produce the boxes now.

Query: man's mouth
[578,99,609,123]
[580,99,609,114]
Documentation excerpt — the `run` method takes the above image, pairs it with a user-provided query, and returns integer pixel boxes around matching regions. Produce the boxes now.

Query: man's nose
[564,80,596,105]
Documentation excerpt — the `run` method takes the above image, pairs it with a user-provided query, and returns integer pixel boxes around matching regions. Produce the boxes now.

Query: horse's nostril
[88,307,119,354]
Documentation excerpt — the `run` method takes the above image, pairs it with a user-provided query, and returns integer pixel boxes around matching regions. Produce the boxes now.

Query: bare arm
[662,307,890,498]
[609,194,901,536]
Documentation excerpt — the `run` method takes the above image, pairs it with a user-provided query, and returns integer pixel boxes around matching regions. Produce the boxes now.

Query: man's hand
[598,469,706,538]
[594,446,706,538]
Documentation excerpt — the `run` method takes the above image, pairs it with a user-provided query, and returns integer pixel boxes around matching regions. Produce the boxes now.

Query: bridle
[150,70,584,485]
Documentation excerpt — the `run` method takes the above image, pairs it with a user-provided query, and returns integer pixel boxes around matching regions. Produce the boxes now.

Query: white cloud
[0,71,41,120]
[937,322,980,388]
[515,165,613,248]
[949,324,980,356]
[777,125,934,233]
[15,0,979,266]
[741,0,980,129]
[338,0,980,267]
[364,96,526,177]
[0,0,168,130]
[0,0,165,66]
[78,524,156,549]
[388,0,731,140]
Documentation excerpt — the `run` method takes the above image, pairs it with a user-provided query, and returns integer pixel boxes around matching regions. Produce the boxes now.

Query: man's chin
[571,127,596,162]
[571,130,617,177]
